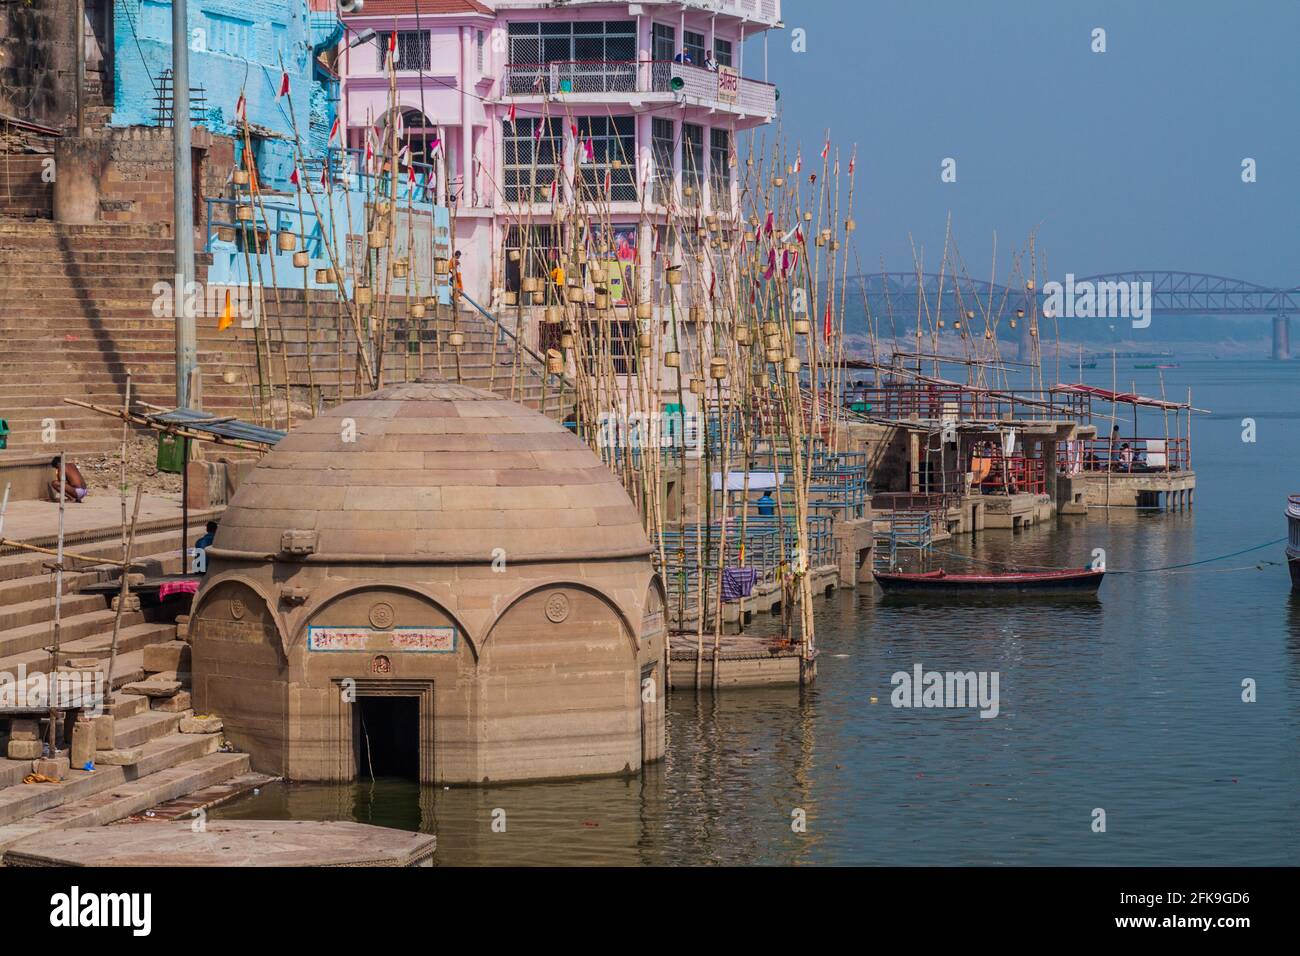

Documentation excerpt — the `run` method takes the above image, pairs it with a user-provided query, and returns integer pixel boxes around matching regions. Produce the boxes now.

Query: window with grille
[682,123,704,199]
[652,23,675,62]
[576,115,637,203]
[652,118,675,205]
[710,128,732,201]
[503,117,562,202]
[507,21,636,93]
[476,30,485,72]
[714,38,733,67]
[683,30,706,65]
[505,225,559,293]
[584,320,639,376]
[378,32,431,72]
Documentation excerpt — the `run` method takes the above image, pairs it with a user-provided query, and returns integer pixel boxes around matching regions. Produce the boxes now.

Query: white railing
[492,1,781,27]
[503,60,777,118]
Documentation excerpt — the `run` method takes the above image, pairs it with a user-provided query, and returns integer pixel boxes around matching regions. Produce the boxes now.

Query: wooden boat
[1287,495,1300,590]
[874,566,1104,596]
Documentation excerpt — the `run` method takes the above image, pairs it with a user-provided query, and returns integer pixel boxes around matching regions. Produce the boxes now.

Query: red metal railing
[970,454,1046,495]
[1059,438,1190,474]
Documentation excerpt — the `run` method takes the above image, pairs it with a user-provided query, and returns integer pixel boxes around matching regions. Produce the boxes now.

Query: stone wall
[53,125,234,227]
[0,0,78,129]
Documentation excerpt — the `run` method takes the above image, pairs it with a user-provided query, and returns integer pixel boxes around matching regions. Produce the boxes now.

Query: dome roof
[215,382,652,563]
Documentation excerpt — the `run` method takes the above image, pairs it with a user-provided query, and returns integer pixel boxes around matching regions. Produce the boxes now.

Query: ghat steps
[0,219,563,456]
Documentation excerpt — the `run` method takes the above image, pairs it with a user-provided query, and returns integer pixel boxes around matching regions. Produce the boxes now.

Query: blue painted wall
[112,0,337,191]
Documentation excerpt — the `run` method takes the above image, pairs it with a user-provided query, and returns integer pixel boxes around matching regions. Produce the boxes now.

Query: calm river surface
[214,360,1300,865]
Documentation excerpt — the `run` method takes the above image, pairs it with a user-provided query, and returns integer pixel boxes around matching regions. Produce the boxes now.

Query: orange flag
[217,289,234,331]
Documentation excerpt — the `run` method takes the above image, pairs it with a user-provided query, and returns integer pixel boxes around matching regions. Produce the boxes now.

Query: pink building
[339,0,781,307]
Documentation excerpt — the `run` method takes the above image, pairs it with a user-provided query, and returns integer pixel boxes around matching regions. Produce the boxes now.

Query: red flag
[824,300,833,341]
[534,121,544,141]
[794,150,802,173]
[763,211,774,236]
[276,71,290,100]
[763,249,776,281]
[570,121,578,138]
[289,167,300,186]
[408,164,416,186]
[320,166,328,188]
[507,103,516,125]
[821,139,830,160]
[234,93,246,122]
[848,149,856,176]
[328,116,340,144]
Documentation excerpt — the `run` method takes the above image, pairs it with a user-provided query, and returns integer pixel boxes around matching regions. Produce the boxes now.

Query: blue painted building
[112,0,341,190]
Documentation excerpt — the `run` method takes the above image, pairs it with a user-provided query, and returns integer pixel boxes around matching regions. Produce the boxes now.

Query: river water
[213,360,1300,865]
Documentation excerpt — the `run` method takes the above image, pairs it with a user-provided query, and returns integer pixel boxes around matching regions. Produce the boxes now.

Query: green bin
[0,418,9,450]
[157,433,186,474]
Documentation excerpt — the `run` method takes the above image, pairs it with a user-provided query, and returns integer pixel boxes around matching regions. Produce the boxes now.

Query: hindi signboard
[717,65,739,105]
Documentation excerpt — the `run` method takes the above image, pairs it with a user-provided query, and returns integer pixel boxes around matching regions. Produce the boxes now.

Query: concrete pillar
[1273,313,1290,360]
[461,27,473,206]
[908,430,921,493]
[52,136,105,224]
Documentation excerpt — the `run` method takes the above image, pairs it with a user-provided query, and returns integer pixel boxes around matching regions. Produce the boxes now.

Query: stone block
[9,719,40,741]
[95,747,144,766]
[151,690,192,713]
[121,679,182,698]
[111,593,142,612]
[32,756,69,780]
[179,716,223,735]
[7,739,43,760]
[91,715,115,750]
[70,719,96,768]
[143,641,191,674]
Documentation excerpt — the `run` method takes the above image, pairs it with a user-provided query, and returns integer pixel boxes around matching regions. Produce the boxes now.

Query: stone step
[0,750,247,853]
[111,709,184,750]
[0,730,220,827]
[0,605,148,660]
[0,592,107,632]
[0,531,184,585]
[122,770,273,821]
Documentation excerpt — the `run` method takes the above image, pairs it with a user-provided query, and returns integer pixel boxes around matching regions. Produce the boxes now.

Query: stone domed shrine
[190,382,666,785]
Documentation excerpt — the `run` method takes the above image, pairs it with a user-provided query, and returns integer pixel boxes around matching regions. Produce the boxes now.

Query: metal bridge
[849,271,1300,359]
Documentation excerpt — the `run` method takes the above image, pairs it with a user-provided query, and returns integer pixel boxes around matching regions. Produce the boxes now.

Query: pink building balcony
[501,59,777,121]
[492,0,782,29]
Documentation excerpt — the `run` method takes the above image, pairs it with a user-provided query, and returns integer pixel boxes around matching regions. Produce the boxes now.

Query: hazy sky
[758,0,1299,288]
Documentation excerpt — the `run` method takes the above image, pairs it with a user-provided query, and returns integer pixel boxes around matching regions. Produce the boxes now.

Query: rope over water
[925,537,1288,576]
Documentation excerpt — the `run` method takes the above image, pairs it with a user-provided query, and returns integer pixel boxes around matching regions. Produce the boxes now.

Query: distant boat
[1287,495,1300,589]
[874,567,1104,597]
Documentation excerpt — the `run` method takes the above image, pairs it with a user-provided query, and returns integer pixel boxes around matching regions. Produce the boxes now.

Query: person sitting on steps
[48,457,88,504]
